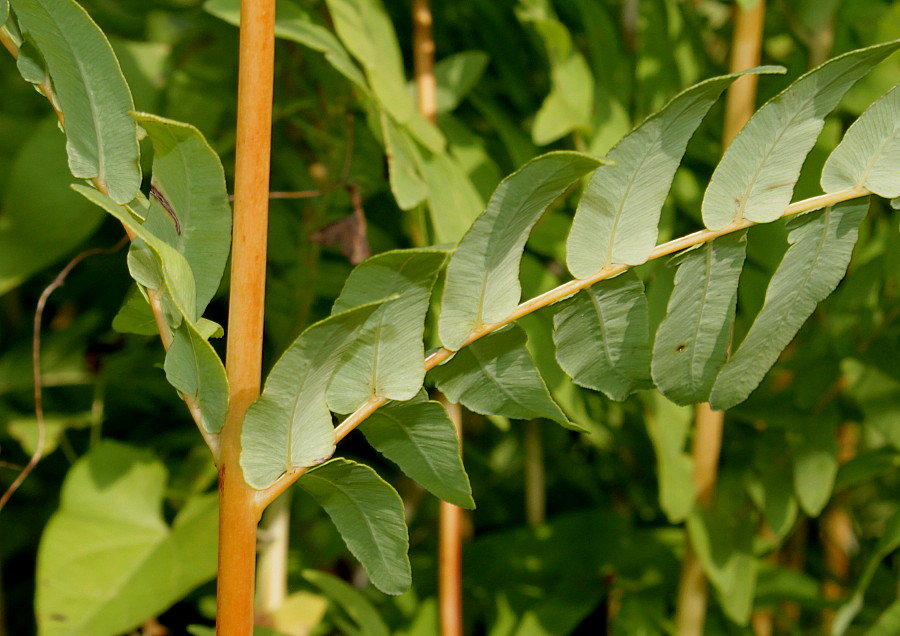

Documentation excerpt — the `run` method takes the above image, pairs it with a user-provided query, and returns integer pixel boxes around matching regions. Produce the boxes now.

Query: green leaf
[822,84,900,198]
[865,600,900,636]
[419,146,485,244]
[652,233,747,405]
[35,441,217,636]
[0,118,103,295]
[299,458,411,595]
[429,51,489,114]
[439,151,601,350]
[164,323,229,433]
[702,41,900,230]
[710,200,867,410]
[328,249,447,414]
[132,113,232,317]
[790,414,838,516]
[111,286,160,336]
[204,0,369,92]
[552,271,651,401]
[360,400,473,508]
[303,570,390,636]
[11,0,141,203]
[431,325,575,430]
[0,0,8,25]
[832,508,900,635]
[382,114,428,210]
[566,67,780,277]
[642,392,695,523]
[241,302,387,489]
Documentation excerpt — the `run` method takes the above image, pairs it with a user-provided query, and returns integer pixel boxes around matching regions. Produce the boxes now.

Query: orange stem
[438,400,464,636]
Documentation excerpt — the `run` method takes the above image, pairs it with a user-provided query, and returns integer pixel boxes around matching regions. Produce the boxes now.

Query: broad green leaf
[822,84,900,198]
[430,325,575,429]
[566,68,779,277]
[36,441,217,636]
[439,151,601,350]
[0,118,103,295]
[112,286,161,336]
[382,114,428,210]
[132,113,232,316]
[328,249,447,414]
[360,400,473,508]
[303,570,390,636]
[0,0,8,25]
[204,0,369,92]
[11,0,141,203]
[832,508,900,635]
[702,41,900,230]
[552,271,651,401]
[241,302,387,489]
[428,51,489,114]
[652,233,747,405]
[7,412,91,457]
[16,39,47,85]
[419,147,484,244]
[865,601,900,636]
[710,200,867,410]
[790,414,838,516]
[642,392,694,523]
[843,359,900,449]
[164,323,229,433]
[299,458,411,595]
[836,448,900,490]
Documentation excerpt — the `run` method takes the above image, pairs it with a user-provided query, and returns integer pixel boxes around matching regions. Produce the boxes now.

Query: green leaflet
[642,392,694,523]
[302,570,390,636]
[241,302,387,490]
[552,271,652,401]
[360,400,474,508]
[710,200,868,410]
[652,233,747,405]
[0,118,103,295]
[73,185,229,433]
[382,113,428,210]
[702,41,900,230]
[133,113,232,317]
[566,67,780,277]
[822,84,900,198]
[327,249,447,414]
[203,0,369,93]
[0,0,8,25]
[428,51,489,114]
[299,458,411,595]
[430,325,575,430]
[439,151,601,350]
[864,601,900,636]
[419,146,485,244]
[790,413,838,517]
[35,441,217,636]
[11,0,141,204]
[832,508,900,635]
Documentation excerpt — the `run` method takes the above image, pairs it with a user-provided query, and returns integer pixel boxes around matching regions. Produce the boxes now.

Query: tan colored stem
[216,0,276,632]
[524,420,545,527]
[722,0,766,147]
[412,0,437,123]
[438,400,464,636]
[257,185,870,507]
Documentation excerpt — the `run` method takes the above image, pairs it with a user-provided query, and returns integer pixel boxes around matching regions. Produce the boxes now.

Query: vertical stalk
[438,400,464,636]
[256,492,292,625]
[674,3,765,634]
[524,420,545,528]
[217,0,276,633]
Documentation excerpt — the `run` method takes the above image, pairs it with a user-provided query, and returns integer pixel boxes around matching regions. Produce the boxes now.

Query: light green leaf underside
[710,200,868,410]
[382,113,428,210]
[111,286,159,335]
[0,118,103,295]
[299,458,411,596]
[241,301,387,490]
[652,232,747,405]
[360,400,473,509]
[822,83,900,198]
[36,441,217,636]
[164,323,229,434]
[553,271,651,401]
[133,113,232,317]
[327,249,447,414]
[567,67,780,277]
[702,41,900,230]
[73,185,228,433]
[302,570,390,636]
[439,151,601,350]
[431,325,576,430]
[11,0,141,203]
[643,391,695,523]
[204,0,368,92]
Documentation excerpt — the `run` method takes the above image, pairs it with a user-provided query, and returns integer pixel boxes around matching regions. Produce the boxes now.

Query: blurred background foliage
[0,0,898,634]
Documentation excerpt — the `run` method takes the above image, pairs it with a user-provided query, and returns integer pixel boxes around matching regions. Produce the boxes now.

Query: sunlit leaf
[567,67,780,277]
[652,233,747,405]
[327,248,447,413]
[439,151,601,350]
[360,400,473,508]
[382,113,428,210]
[303,570,390,636]
[702,41,899,230]
[822,84,900,198]
[553,271,651,401]
[242,302,387,489]
[11,0,141,203]
[299,458,411,595]
[431,325,575,429]
[164,323,229,433]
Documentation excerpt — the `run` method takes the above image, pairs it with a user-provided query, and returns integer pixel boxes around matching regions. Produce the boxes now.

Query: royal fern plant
[1,0,899,632]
